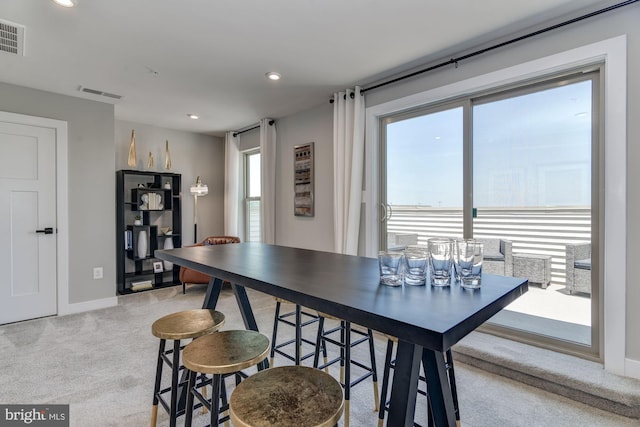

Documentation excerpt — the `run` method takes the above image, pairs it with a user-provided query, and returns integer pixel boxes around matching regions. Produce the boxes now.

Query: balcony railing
[386,206,591,286]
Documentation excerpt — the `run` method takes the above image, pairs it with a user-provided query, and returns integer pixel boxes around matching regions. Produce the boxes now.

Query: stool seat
[183,330,270,375]
[230,366,344,427]
[152,309,226,340]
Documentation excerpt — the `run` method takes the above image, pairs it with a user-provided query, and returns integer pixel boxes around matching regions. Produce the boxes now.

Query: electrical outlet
[93,267,103,280]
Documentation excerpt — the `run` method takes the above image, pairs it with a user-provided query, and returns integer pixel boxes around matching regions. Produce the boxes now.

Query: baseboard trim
[625,357,640,380]
[58,296,118,316]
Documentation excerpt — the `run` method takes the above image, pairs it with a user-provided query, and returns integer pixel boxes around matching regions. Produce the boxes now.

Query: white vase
[163,237,174,270]
[137,230,148,259]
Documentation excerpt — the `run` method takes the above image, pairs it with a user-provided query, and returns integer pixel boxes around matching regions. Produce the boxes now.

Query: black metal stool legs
[269,300,282,366]
[368,328,380,413]
[184,370,196,427]
[151,338,166,427]
[377,339,394,427]
[270,300,320,366]
[169,339,180,427]
[344,322,351,427]
[184,371,231,427]
[150,338,183,427]
[314,317,379,427]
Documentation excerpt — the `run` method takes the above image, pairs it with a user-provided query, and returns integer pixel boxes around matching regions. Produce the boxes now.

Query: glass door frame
[375,69,602,361]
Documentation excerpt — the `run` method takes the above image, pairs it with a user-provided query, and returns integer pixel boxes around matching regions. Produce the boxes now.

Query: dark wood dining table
[155,242,528,427]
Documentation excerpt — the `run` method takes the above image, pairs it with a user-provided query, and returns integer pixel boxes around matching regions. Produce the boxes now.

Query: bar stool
[377,336,460,427]
[313,313,379,427]
[151,309,225,427]
[270,298,321,366]
[229,365,344,427]
[183,330,270,427]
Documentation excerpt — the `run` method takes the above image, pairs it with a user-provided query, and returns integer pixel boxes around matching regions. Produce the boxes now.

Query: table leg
[422,349,456,427]
[231,283,269,370]
[202,277,224,309]
[386,340,421,427]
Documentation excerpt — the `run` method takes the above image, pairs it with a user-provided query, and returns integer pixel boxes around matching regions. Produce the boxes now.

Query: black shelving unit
[116,170,182,294]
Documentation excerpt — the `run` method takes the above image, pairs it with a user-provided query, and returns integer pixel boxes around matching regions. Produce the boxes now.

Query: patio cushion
[575,258,591,270]
[484,253,505,262]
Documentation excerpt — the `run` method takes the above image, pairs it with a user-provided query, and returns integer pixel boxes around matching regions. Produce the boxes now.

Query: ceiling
[0,0,616,137]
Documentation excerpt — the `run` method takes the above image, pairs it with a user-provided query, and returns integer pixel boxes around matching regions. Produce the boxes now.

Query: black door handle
[36,227,54,234]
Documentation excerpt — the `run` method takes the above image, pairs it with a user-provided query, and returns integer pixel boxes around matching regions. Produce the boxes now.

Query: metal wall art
[294,142,314,217]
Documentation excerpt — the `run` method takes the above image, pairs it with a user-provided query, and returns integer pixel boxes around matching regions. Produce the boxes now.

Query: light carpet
[0,285,637,427]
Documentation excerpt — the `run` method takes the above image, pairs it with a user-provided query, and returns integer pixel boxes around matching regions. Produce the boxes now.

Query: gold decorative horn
[127,130,137,167]
[165,140,171,170]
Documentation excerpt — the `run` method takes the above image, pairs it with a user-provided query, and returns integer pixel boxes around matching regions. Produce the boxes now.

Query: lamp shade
[190,176,208,196]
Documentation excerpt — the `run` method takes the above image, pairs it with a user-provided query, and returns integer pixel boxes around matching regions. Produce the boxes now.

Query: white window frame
[243,149,261,242]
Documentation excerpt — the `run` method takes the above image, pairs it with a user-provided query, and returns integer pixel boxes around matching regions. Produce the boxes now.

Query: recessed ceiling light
[52,0,78,7]
[265,72,281,81]
[187,114,199,120]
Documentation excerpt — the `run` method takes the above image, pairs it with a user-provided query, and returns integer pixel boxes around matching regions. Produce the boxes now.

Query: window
[379,69,600,358]
[244,150,261,242]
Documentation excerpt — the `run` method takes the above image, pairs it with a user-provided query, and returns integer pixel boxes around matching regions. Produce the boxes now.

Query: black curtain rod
[360,0,638,95]
[232,120,274,137]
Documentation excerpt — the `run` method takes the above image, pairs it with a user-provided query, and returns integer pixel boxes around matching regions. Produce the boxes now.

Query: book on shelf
[130,280,153,292]
[124,230,133,250]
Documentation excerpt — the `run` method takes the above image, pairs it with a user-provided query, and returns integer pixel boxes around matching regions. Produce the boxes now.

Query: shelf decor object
[190,176,208,243]
[137,229,148,259]
[165,140,172,170]
[128,130,137,167]
[148,152,154,169]
[294,142,314,216]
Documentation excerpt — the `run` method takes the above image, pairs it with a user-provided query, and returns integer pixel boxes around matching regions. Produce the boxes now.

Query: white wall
[115,121,224,244]
[0,82,115,305]
[274,103,334,251]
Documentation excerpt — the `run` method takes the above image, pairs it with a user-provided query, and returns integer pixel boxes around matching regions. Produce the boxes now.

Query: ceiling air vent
[0,19,25,56]
[79,86,123,100]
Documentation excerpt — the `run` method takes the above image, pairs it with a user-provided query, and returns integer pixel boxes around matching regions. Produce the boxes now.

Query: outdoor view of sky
[386,80,592,208]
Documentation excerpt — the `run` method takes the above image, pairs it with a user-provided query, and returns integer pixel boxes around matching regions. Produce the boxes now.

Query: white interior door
[0,121,57,324]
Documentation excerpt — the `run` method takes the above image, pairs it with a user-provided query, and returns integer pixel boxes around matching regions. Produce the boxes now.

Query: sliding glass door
[380,70,600,357]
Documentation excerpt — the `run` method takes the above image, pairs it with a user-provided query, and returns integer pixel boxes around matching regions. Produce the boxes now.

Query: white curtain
[224,131,241,237]
[260,118,277,244]
[333,87,365,255]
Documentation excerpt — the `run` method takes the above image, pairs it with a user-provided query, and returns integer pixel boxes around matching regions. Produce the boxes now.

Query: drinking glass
[378,251,403,287]
[403,249,428,286]
[457,240,483,289]
[428,238,453,286]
